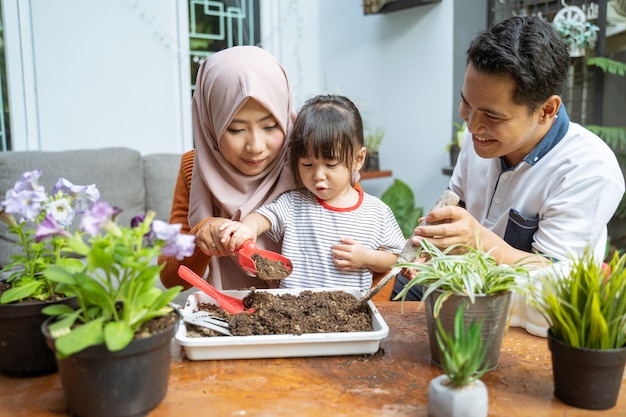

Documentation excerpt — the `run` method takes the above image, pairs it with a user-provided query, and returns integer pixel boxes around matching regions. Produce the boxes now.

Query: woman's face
[221,99,286,176]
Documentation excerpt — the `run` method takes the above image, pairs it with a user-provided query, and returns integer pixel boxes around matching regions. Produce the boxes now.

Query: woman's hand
[196,218,232,257]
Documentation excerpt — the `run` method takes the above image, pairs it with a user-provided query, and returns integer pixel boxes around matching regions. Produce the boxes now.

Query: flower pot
[425,290,512,371]
[0,296,77,377]
[548,329,626,410]
[42,311,180,417]
[362,152,380,172]
[428,374,488,417]
[449,143,460,167]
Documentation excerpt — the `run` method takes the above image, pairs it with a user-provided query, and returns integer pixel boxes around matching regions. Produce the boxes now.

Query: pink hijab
[189,46,296,290]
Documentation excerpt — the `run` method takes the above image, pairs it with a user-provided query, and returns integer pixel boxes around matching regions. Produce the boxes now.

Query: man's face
[459,62,551,167]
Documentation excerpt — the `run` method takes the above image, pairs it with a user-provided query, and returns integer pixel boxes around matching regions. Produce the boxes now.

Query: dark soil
[252,253,291,280]
[186,289,372,337]
[136,310,179,339]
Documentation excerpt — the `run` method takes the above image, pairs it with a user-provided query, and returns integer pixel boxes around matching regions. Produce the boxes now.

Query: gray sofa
[0,147,193,300]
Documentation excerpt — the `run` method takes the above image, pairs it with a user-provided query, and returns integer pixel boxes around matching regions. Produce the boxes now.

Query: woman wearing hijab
[159,46,297,290]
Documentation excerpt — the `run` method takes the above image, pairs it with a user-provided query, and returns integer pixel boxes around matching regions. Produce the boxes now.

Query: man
[395,16,624,301]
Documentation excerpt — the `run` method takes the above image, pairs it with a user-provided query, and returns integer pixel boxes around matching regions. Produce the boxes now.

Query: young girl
[219,94,405,291]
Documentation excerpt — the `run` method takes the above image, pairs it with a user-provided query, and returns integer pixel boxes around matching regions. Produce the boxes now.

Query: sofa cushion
[0,147,146,267]
[143,153,181,222]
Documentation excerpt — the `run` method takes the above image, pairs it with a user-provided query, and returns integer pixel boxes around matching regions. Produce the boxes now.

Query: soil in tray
[185,290,373,337]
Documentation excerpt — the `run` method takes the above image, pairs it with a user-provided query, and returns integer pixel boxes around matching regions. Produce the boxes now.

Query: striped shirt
[256,188,406,291]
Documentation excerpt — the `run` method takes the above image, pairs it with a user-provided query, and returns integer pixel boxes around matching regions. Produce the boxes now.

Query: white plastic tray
[175,288,389,360]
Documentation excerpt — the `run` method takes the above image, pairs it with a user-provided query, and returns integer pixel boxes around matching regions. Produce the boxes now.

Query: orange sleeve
[158,150,214,289]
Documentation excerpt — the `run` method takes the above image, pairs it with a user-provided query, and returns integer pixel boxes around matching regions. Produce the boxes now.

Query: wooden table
[1,302,625,416]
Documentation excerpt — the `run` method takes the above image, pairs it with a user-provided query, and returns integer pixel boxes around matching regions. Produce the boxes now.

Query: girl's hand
[218,221,256,253]
[331,237,369,271]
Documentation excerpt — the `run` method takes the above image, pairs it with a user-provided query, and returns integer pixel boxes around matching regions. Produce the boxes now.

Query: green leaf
[0,281,43,303]
[43,266,78,285]
[53,318,105,358]
[103,321,134,352]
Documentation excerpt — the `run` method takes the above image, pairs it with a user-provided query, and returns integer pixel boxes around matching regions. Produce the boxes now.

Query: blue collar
[500,105,570,170]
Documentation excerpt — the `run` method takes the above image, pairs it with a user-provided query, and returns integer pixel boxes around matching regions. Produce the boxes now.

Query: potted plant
[528,248,626,410]
[0,169,95,376]
[446,121,465,167]
[428,303,489,417]
[362,126,385,172]
[39,200,195,417]
[552,6,599,57]
[394,239,530,371]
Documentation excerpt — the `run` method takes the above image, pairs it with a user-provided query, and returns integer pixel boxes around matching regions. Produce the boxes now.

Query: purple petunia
[35,214,72,242]
[80,201,121,236]
[151,220,195,260]
[53,178,100,214]
[2,188,48,223]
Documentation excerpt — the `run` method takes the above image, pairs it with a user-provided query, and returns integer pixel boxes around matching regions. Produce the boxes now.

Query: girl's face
[221,99,285,176]
[298,147,365,207]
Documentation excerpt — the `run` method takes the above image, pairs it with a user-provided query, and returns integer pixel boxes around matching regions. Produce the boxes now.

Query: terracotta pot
[428,374,488,417]
[548,329,626,410]
[42,310,180,417]
[0,296,77,377]
[424,290,512,371]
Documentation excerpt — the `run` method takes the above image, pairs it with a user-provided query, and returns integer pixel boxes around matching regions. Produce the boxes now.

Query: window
[189,0,260,91]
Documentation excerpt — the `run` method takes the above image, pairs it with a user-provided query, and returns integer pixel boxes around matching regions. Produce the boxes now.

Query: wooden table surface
[1,301,625,416]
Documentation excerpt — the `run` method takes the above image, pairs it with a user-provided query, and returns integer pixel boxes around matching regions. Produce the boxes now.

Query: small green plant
[394,239,530,316]
[364,126,385,153]
[528,248,626,350]
[446,121,466,152]
[552,17,599,50]
[436,303,489,387]
[381,179,422,238]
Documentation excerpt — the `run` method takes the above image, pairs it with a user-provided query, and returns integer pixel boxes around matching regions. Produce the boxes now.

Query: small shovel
[356,189,461,308]
[238,240,293,280]
[178,265,255,314]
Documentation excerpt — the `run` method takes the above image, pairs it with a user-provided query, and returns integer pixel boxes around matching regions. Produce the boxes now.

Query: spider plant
[436,303,489,387]
[528,247,626,350]
[394,239,530,316]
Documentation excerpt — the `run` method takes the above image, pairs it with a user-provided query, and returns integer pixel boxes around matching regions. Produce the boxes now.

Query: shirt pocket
[503,209,539,252]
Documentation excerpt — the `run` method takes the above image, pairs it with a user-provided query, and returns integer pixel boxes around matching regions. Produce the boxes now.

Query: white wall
[3,0,455,209]
[4,0,191,154]
[315,0,454,210]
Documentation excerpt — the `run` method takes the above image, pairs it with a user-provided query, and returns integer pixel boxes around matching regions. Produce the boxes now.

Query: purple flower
[160,233,196,260]
[53,178,100,214]
[2,188,48,222]
[35,214,72,242]
[152,220,195,260]
[45,198,75,228]
[152,219,181,241]
[80,201,120,236]
[130,214,145,229]
[14,169,44,193]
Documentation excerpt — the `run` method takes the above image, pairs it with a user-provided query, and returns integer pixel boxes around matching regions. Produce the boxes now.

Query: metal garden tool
[356,189,461,308]
[181,310,232,336]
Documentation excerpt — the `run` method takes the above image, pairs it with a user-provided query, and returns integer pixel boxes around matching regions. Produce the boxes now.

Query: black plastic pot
[0,296,77,377]
[43,311,180,417]
[548,329,626,410]
[425,289,512,372]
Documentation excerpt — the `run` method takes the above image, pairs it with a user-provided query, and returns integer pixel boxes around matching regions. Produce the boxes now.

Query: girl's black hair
[291,94,364,183]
